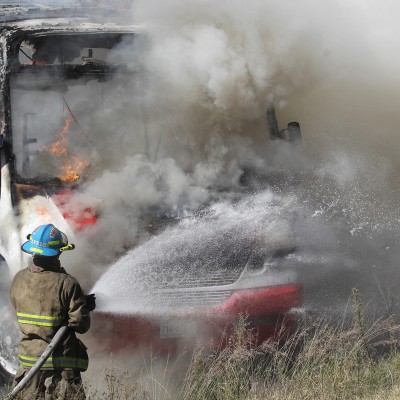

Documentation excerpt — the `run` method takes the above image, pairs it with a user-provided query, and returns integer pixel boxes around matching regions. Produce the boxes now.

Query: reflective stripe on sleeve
[19,354,88,370]
[16,312,64,327]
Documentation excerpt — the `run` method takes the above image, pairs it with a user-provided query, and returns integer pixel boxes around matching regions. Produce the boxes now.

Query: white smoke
[2,0,400,388]
[49,0,400,296]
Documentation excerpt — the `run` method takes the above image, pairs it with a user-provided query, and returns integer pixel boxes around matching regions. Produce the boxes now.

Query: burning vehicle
[91,197,304,355]
[0,3,303,381]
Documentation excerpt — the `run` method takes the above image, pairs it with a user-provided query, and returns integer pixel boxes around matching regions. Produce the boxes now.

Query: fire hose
[7,325,68,400]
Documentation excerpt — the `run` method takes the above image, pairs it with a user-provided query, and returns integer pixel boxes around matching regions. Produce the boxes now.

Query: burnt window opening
[9,31,147,186]
[18,33,135,66]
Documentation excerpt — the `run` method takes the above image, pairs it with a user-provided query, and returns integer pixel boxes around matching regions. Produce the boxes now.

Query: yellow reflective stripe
[17,312,64,327]
[48,240,60,245]
[19,355,88,370]
[29,247,43,253]
[19,355,54,369]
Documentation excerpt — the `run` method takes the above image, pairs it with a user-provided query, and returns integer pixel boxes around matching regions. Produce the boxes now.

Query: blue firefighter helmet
[21,224,70,256]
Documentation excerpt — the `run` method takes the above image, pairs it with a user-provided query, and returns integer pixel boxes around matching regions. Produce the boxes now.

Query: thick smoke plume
[3,0,400,386]
[27,0,397,318]
[71,0,400,289]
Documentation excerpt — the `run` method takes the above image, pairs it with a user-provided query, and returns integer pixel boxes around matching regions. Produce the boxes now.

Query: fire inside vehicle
[0,4,303,381]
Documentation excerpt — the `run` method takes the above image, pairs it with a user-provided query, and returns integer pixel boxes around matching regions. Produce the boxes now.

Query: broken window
[18,33,133,66]
[10,32,147,183]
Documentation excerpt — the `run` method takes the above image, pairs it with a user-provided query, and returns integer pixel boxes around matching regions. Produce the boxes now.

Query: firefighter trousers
[13,368,86,400]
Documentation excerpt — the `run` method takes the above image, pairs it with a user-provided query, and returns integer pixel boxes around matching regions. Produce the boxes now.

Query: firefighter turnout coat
[10,257,90,371]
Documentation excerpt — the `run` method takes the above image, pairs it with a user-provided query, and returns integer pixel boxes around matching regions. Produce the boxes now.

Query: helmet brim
[21,241,60,257]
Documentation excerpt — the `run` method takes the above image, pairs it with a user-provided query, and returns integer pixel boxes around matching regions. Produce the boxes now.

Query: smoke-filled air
[84,0,400,318]
[3,0,400,389]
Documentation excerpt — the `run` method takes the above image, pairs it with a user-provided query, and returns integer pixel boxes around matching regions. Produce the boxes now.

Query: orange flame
[48,114,72,157]
[60,155,89,183]
[44,109,89,183]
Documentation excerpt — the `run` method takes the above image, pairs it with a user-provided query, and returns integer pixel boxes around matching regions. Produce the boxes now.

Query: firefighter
[10,223,96,399]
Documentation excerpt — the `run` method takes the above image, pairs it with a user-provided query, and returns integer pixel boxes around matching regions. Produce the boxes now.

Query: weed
[4,289,400,400]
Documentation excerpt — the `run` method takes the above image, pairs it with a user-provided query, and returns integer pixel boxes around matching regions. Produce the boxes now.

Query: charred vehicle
[91,200,304,355]
[0,4,138,380]
[0,3,303,381]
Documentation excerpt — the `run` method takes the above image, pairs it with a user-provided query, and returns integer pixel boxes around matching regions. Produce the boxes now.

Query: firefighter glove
[85,293,96,312]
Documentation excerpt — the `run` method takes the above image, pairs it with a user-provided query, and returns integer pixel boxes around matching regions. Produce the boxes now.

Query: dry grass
[4,288,400,400]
